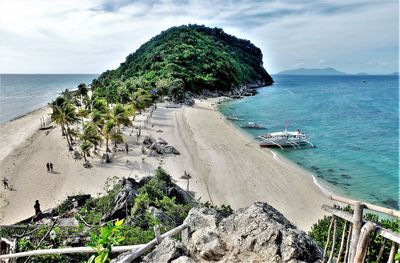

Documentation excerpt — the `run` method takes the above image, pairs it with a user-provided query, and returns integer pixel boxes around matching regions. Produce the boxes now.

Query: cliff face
[95,24,273,93]
[138,203,322,263]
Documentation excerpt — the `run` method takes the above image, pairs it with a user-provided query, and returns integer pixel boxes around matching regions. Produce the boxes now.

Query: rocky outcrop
[101,178,139,222]
[141,202,322,263]
[143,136,180,155]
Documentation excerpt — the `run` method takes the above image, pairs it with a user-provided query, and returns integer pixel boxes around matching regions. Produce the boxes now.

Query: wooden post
[337,220,348,263]
[323,217,335,262]
[350,201,363,263]
[328,217,338,263]
[388,242,397,263]
[154,225,161,245]
[344,224,352,263]
[376,238,387,263]
[353,221,375,263]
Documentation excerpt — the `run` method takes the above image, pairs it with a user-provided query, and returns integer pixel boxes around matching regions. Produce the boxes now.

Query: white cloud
[0,0,398,74]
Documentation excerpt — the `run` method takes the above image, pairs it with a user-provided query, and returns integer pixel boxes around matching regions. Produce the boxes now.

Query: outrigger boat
[256,129,314,149]
[226,115,244,121]
[240,122,266,129]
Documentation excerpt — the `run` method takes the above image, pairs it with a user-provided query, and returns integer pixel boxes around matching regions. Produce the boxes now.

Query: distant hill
[277,67,348,75]
[390,72,399,76]
[93,25,273,93]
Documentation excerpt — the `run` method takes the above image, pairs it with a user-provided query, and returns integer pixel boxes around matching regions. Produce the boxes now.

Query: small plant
[87,219,125,263]
[141,146,146,154]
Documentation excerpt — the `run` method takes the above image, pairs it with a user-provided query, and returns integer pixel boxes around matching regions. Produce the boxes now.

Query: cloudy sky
[0,0,398,74]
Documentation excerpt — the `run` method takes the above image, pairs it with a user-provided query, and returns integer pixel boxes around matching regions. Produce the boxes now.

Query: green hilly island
[92,24,273,97]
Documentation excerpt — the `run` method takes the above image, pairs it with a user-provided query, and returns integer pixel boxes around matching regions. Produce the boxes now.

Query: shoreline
[216,98,336,201]
[0,97,331,230]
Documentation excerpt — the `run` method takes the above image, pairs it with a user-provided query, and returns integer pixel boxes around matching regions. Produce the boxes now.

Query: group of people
[46,162,54,172]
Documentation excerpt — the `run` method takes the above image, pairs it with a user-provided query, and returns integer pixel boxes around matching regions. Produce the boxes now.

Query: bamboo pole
[344,224,352,263]
[328,217,338,263]
[337,220,348,263]
[118,223,188,263]
[323,217,335,262]
[349,202,364,263]
[353,221,376,263]
[376,238,387,263]
[388,242,397,263]
[0,244,145,259]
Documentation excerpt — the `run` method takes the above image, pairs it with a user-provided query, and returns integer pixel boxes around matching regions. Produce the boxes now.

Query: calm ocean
[219,75,399,210]
[0,74,98,124]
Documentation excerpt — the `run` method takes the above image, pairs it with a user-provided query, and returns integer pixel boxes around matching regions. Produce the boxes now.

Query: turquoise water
[219,75,399,210]
[0,74,98,124]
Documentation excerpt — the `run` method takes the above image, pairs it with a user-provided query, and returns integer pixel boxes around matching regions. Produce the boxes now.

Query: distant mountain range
[277,67,399,76]
[277,67,347,75]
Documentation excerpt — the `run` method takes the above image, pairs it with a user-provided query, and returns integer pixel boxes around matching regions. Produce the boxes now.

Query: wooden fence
[322,194,400,263]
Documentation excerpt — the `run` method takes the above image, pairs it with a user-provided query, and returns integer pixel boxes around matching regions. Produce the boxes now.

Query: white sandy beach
[0,99,330,230]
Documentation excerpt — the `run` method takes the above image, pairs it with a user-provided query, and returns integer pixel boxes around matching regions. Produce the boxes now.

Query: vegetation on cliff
[92,24,273,99]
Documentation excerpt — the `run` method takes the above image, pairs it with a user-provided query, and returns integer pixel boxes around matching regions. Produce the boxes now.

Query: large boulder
[101,178,139,222]
[142,237,186,263]
[184,202,322,263]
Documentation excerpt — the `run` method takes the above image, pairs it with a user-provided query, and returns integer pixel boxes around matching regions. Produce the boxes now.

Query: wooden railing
[322,195,400,263]
[0,223,188,262]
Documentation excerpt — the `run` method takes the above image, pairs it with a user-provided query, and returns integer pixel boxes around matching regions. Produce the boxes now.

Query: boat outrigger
[226,115,244,121]
[240,122,266,129]
[256,129,314,149]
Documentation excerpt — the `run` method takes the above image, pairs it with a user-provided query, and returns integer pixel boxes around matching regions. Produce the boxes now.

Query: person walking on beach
[125,142,129,154]
[50,163,53,172]
[46,163,50,172]
[34,200,42,220]
[2,177,9,189]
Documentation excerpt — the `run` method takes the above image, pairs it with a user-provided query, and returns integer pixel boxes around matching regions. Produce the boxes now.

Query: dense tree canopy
[92,24,273,94]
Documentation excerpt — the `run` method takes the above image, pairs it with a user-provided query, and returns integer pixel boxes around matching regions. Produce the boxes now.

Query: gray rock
[171,256,196,263]
[163,145,180,155]
[101,178,139,222]
[143,237,185,263]
[143,136,156,146]
[184,202,322,263]
[148,206,171,224]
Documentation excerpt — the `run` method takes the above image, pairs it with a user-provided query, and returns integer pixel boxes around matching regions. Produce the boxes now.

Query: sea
[219,75,399,210]
[0,74,98,124]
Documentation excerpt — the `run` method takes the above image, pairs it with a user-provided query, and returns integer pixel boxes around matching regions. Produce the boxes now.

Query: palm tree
[80,140,92,163]
[101,120,123,163]
[50,97,78,150]
[78,108,90,128]
[110,104,133,129]
[81,123,102,153]
[130,88,152,119]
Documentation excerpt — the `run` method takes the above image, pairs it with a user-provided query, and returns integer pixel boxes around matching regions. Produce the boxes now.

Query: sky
[0,0,398,74]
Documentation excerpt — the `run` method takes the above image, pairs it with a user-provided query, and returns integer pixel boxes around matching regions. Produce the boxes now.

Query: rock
[163,145,180,155]
[150,142,165,154]
[157,138,168,145]
[101,178,139,222]
[184,202,322,263]
[143,136,156,146]
[148,206,171,224]
[142,237,186,263]
[167,186,192,204]
[171,256,196,263]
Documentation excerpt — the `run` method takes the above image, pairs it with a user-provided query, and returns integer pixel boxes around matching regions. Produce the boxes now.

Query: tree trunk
[62,124,73,150]
[83,152,87,162]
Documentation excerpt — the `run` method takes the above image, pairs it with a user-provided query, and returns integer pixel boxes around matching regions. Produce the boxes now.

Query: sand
[0,99,330,231]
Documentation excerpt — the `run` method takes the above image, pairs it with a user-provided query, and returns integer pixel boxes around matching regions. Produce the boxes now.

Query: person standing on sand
[125,142,129,154]
[34,200,42,220]
[46,163,50,172]
[2,177,9,189]
[50,163,53,172]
